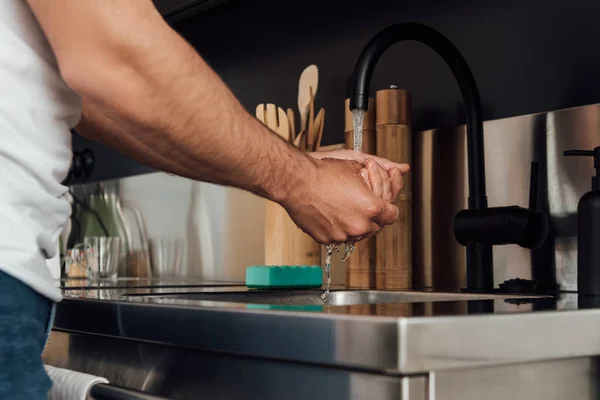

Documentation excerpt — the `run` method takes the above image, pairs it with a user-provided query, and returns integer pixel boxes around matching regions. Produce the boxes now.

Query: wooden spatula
[313,108,325,151]
[307,87,315,151]
[255,104,265,124]
[266,104,290,141]
[293,129,305,150]
[256,104,289,142]
[299,129,308,151]
[297,65,318,132]
[286,108,296,144]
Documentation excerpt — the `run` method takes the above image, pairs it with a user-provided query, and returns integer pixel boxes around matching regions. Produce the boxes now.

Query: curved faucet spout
[349,22,493,291]
[349,22,486,209]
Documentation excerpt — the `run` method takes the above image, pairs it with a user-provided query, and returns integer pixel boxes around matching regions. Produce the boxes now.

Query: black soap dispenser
[564,147,600,296]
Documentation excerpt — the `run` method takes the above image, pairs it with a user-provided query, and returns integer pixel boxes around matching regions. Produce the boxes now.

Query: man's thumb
[373,201,399,226]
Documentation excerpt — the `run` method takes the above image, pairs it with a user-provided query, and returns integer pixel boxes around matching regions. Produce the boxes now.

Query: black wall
[73,0,600,182]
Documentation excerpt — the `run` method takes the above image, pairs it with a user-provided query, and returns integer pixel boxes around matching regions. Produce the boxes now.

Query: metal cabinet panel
[44,331,427,400]
[432,357,599,400]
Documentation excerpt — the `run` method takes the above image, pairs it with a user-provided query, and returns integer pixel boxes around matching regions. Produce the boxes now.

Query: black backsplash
[72,0,600,182]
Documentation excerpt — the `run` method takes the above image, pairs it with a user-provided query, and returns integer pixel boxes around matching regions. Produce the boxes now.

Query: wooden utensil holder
[344,97,377,289]
[375,88,412,290]
[265,201,321,266]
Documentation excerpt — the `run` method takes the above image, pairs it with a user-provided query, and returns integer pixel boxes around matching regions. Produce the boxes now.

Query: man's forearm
[75,102,200,179]
[77,100,313,201]
[29,0,314,202]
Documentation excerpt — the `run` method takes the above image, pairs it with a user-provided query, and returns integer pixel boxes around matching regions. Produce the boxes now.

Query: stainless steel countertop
[55,279,600,374]
[58,277,244,290]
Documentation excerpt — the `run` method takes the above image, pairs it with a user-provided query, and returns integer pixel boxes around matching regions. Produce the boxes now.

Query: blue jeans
[0,271,54,399]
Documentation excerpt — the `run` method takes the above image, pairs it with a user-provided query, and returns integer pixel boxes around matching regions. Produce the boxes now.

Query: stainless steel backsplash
[414,103,600,292]
[68,103,599,291]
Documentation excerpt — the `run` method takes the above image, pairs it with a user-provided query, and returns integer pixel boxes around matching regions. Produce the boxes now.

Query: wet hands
[357,158,404,203]
[282,150,409,245]
[311,149,408,202]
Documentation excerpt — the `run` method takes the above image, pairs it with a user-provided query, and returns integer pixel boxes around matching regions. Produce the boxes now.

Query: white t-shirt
[0,1,82,302]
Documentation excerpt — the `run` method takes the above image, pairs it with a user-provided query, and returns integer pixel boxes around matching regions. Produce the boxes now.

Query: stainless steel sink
[124,289,540,306]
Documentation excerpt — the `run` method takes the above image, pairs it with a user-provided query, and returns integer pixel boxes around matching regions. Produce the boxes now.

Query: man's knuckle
[348,222,370,238]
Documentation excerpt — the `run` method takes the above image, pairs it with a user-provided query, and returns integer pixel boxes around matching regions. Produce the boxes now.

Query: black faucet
[349,22,549,292]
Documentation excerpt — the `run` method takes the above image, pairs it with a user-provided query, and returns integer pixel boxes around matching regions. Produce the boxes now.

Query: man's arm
[27,0,304,201]
[26,0,408,244]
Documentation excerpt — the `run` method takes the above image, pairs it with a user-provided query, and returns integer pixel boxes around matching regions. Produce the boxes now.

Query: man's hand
[309,149,410,172]
[281,157,404,245]
[309,149,409,203]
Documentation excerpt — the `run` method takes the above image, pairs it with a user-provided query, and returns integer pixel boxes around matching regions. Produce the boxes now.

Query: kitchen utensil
[265,103,277,128]
[297,65,318,132]
[299,129,308,152]
[255,104,265,124]
[293,129,305,149]
[313,108,325,151]
[150,237,183,277]
[84,236,121,280]
[286,108,296,144]
[268,104,290,141]
[256,104,290,141]
[344,97,377,289]
[375,87,412,290]
[307,87,315,150]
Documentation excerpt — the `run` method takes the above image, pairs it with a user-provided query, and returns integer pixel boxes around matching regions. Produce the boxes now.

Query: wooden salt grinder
[375,87,412,290]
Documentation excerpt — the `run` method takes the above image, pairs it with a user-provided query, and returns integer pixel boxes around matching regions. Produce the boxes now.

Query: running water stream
[352,109,365,152]
[321,110,365,300]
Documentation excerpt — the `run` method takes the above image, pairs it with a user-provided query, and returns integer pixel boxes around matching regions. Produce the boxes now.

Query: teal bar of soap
[246,265,322,289]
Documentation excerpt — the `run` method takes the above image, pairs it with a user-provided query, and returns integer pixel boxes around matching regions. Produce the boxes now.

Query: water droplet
[322,243,355,299]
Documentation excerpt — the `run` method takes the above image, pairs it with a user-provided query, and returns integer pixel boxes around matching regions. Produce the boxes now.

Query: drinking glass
[149,237,183,277]
[84,236,121,280]
[64,242,94,279]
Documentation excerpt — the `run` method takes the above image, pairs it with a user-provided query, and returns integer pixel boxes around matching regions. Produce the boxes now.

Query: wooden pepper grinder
[344,97,376,289]
[375,86,412,290]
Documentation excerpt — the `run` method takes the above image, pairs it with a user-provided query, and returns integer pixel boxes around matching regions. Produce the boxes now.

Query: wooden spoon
[297,65,318,132]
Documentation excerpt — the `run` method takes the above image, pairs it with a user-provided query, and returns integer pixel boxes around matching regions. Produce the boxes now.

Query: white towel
[44,365,109,400]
